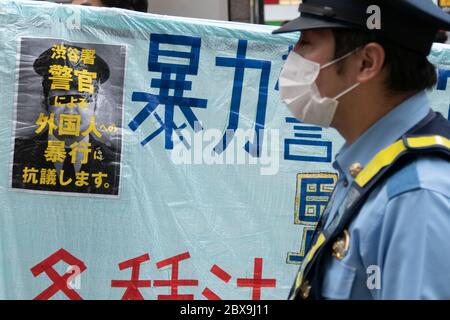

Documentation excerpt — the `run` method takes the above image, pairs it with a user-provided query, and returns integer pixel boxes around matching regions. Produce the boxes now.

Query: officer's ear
[355,42,386,84]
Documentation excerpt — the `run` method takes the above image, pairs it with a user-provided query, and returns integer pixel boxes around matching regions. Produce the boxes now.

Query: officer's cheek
[316,67,341,97]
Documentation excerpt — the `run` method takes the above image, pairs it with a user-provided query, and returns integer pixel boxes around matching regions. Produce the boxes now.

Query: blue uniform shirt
[320,91,450,299]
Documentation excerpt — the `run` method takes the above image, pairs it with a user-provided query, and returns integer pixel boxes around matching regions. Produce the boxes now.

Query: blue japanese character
[284,117,332,163]
[436,68,450,120]
[287,173,337,265]
[275,45,293,91]
[129,34,207,149]
[214,39,272,158]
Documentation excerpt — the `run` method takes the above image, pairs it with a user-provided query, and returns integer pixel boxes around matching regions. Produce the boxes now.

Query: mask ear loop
[320,47,362,100]
[333,82,360,100]
[320,48,359,70]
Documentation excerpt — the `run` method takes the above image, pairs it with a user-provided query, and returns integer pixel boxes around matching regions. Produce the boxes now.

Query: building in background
[28,0,450,44]
[149,0,266,24]
[264,0,301,26]
[148,0,228,21]
[438,0,450,13]
[39,0,265,23]
[435,0,450,43]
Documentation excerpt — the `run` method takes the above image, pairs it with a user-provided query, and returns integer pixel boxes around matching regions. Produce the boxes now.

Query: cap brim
[272,14,355,34]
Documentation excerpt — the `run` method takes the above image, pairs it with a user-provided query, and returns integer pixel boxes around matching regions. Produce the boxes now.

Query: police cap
[273,0,450,55]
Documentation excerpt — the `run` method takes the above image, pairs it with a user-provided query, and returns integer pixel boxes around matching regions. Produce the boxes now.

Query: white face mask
[279,50,360,128]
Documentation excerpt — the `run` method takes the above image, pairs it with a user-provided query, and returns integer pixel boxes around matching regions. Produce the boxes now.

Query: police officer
[274,0,450,299]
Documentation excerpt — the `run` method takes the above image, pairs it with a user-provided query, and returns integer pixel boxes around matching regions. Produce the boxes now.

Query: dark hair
[435,31,448,44]
[332,29,437,94]
[102,0,148,12]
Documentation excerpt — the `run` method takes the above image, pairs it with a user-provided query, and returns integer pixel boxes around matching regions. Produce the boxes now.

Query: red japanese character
[153,252,198,300]
[111,253,152,300]
[30,248,86,300]
[237,258,276,300]
[202,264,232,300]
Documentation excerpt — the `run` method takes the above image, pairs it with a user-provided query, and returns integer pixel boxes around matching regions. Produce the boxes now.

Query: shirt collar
[333,91,431,183]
